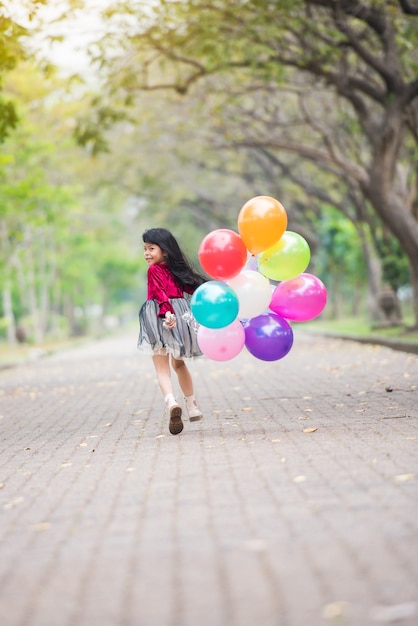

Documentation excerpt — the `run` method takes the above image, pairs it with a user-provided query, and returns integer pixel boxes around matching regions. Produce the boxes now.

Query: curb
[305,331,418,355]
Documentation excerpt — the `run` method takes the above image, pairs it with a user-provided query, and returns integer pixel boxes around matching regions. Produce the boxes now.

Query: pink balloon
[197,319,245,361]
[270,273,327,322]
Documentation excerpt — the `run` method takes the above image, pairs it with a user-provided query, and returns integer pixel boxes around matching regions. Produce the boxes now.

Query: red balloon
[198,229,247,280]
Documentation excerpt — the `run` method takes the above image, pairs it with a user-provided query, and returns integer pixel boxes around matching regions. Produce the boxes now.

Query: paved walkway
[0,330,417,626]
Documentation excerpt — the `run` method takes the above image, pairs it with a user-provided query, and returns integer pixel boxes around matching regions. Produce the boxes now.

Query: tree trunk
[410,262,418,330]
[26,251,43,345]
[2,282,16,346]
[365,104,418,327]
[357,225,383,321]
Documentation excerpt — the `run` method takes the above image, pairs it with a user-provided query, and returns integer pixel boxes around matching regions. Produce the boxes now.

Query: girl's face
[144,242,165,266]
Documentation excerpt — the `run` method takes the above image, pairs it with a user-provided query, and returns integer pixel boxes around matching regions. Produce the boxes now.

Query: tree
[82,0,418,326]
[0,59,141,344]
[0,0,51,141]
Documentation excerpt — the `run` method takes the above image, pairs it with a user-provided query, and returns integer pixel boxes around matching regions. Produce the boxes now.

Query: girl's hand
[163,312,176,329]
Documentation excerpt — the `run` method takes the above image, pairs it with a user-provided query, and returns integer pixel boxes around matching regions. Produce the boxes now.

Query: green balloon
[258,231,311,281]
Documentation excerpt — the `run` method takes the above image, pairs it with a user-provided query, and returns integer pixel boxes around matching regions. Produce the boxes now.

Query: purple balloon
[270,273,327,322]
[243,313,293,361]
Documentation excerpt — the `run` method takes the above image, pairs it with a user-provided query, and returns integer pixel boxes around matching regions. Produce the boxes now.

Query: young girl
[137,228,207,435]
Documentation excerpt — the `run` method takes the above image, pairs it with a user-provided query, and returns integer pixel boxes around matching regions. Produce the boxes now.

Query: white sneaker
[167,403,183,435]
[186,401,203,422]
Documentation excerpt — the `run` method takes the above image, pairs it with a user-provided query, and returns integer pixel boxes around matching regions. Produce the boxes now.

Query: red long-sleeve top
[147,263,194,317]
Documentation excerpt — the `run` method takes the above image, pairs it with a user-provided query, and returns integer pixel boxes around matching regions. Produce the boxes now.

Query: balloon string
[182,312,200,332]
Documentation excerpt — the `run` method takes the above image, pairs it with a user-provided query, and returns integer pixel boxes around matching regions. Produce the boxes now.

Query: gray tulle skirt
[137,298,202,359]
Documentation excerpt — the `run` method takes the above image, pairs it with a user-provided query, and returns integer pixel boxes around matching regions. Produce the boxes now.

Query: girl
[137,228,207,435]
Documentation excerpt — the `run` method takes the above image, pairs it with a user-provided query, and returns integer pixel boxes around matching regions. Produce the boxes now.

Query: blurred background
[1,0,417,364]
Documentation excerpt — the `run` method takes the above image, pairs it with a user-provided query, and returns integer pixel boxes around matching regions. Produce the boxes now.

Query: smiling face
[144,242,165,266]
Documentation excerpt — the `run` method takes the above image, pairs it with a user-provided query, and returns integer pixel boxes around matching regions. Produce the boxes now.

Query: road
[0,330,417,626]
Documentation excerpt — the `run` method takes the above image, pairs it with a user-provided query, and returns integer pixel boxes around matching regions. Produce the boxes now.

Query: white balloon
[227,270,272,319]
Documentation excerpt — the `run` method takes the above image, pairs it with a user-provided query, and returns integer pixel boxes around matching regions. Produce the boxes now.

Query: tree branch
[398,0,418,15]
[226,137,369,185]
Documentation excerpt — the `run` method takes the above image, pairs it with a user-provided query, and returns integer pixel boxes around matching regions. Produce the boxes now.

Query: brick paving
[0,330,417,626]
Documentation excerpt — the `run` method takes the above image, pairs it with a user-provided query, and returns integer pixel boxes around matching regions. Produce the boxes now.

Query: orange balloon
[238,196,288,255]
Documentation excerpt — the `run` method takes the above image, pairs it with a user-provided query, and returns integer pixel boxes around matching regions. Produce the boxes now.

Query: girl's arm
[148,264,175,317]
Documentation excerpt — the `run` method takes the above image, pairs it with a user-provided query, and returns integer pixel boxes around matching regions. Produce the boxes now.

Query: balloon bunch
[190,196,327,362]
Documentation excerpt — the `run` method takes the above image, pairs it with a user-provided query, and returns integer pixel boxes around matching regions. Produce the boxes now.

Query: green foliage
[315,206,366,284]
[374,231,410,290]
[0,60,143,343]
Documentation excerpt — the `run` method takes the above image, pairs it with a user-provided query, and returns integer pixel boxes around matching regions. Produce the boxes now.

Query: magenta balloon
[243,313,293,361]
[197,320,245,361]
[270,273,327,322]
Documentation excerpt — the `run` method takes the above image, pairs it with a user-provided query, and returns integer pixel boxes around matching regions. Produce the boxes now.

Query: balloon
[243,313,294,361]
[191,281,239,329]
[238,196,288,255]
[198,229,247,280]
[197,320,245,361]
[270,273,327,322]
[258,231,311,281]
[227,270,272,319]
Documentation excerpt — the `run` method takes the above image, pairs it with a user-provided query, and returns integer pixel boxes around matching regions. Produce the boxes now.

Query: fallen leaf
[304,427,318,433]
[394,473,415,482]
[4,497,24,510]
[293,475,307,483]
[30,522,50,532]
[323,601,350,620]
[241,407,253,412]
[79,443,87,447]
[126,467,135,472]
[0,483,5,489]
[271,439,281,443]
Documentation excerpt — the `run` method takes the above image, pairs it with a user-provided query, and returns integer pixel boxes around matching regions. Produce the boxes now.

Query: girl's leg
[152,354,183,435]
[171,356,203,421]
[152,354,173,398]
[170,356,193,397]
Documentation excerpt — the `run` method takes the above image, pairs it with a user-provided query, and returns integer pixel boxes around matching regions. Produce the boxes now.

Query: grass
[303,315,418,343]
[0,336,92,368]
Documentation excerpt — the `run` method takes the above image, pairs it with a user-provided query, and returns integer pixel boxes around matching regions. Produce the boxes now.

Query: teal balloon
[191,281,239,329]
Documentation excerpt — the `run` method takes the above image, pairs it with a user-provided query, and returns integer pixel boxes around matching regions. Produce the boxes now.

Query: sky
[3,0,111,75]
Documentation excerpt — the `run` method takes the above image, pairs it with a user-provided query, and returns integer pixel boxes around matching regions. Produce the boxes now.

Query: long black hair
[143,228,207,289]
